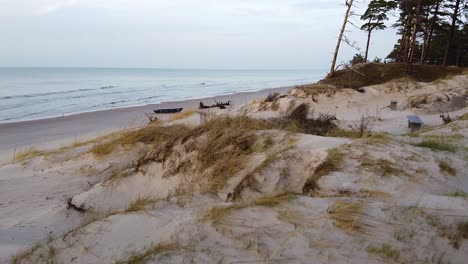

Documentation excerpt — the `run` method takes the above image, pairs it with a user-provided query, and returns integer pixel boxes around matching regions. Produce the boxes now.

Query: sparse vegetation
[303,148,344,194]
[458,113,468,120]
[449,191,468,198]
[115,243,178,264]
[169,109,196,122]
[328,200,366,234]
[280,103,338,136]
[361,159,402,177]
[13,148,46,162]
[265,92,279,102]
[439,161,456,176]
[253,193,296,207]
[367,243,400,262]
[440,221,468,250]
[127,197,157,212]
[320,63,462,90]
[202,193,296,224]
[10,244,40,264]
[412,140,457,152]
[440,113,454,124]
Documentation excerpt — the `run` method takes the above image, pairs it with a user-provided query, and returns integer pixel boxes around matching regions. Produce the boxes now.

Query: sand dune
[1,72,467,264]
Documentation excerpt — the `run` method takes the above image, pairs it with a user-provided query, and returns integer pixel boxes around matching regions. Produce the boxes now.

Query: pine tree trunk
[365,29,372,62]
[406,1,422,73]
[443,0,462,66]
[396,19,409,63]
[329,0,355,77]
[420,8,431,63]
[422,0,441,64]
[403,14,413,63]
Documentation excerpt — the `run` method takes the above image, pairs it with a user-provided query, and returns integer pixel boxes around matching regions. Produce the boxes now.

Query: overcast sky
[0,0,399,69]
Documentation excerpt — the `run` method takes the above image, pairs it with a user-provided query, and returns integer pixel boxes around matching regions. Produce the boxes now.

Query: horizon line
[0,66,325,71]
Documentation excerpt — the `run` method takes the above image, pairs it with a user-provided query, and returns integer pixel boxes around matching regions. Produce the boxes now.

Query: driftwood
[440,113,453,124]
[199,100,231,109]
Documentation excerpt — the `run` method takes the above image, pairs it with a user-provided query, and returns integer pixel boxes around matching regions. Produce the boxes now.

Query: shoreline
[0,85,309,125]
[0,86,292,162]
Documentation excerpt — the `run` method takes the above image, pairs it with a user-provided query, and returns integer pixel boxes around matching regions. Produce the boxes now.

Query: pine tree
[361,0,398,62]
[443,0,464,65]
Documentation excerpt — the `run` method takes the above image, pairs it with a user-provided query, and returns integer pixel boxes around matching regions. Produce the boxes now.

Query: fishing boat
[153,108,183,114]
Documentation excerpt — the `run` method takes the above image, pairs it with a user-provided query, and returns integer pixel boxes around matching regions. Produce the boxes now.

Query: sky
[0,0,399,70]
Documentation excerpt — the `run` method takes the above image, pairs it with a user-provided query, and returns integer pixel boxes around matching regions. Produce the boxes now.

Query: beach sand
[0,87,290,163]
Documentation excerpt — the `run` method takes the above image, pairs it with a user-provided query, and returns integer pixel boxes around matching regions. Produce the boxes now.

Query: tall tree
[329,0,355,77]
[408,1,423,72]
[421,0,442,63]
[443,0,463,65]
[360,0,397,62]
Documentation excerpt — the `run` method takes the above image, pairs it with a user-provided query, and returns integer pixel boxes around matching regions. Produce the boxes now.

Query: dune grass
[458,113,468,120]
[94,115,283,191]
[303,148,344,194]
[127,197,157,212]
[116,243,178,264]
[449,191,468,198]
[361,159,403,177]
[412,140,457,153]
[440,221,468,249]
[13,148,46,163]
[367,244,400,262]
[11,134,118,163]
[323,63,462,89]
[328,200,366,234]
[169,109,196,122]
[264,92,279,102]
[202,193,296,224]
[90,124,190,158]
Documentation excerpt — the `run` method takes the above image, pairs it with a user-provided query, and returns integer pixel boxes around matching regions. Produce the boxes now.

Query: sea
[0,68,325,123]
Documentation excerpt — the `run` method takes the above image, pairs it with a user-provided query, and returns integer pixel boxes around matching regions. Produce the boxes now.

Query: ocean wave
[0,85,118,100]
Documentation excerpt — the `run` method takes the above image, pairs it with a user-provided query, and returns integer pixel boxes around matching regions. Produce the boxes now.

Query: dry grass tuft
[265,92,279,102]
[10,245,39,264]
[303,148,344,194]
[367,244,400,261]
[13,148,46,162]
[92,115,283,193]
[202,193,296,224]
[201,203,247,224]
[359,189,391,199]
[458,113,468,120]
[169,109,196,122]
[279,104,338,136]
[328,200,366,234]
[194,117,269,193]
[127,197,156,212]
[439,161,456,176]
[90,123,189,158]
[439,221,468,249]
[412,140,457,153]
[361,159,403,177]
[116,243,178,264]
[253,193,296,207]
[323,63,462,89]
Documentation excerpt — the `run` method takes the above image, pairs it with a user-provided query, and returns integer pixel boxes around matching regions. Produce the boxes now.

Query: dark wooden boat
[153,108,183,114]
